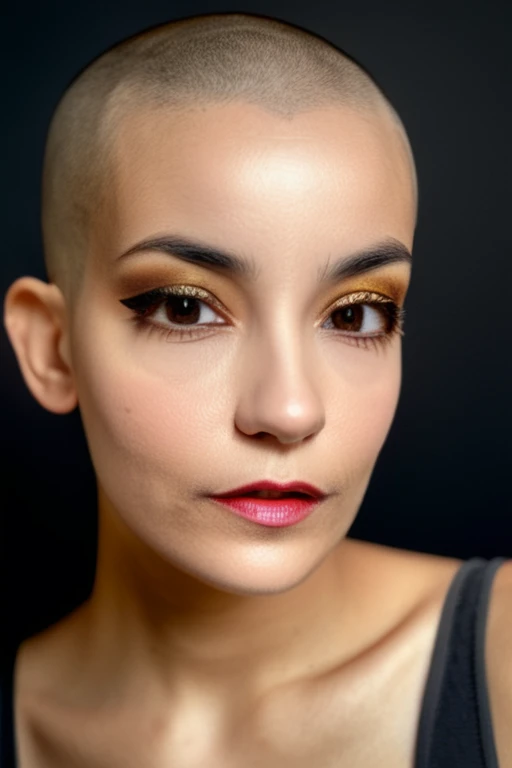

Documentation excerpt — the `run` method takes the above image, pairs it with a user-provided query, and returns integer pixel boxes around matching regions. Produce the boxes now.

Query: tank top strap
[0,639,18,768]
[414,556,508,768]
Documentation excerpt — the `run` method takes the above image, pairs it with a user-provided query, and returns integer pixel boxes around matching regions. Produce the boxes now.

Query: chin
[170,536,342,597]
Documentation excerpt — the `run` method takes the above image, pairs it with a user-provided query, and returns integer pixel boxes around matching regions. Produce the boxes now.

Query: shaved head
[41,12,417,302]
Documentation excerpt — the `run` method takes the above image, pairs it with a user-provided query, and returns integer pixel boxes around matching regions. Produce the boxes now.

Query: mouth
[236,490,310,499]
[211,481,326,501]
[208,481,326,528]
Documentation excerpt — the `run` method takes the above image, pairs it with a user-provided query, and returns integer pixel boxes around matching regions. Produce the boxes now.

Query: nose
[234,330,326,445]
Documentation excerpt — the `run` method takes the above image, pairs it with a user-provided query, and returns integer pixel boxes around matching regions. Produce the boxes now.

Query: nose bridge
[234,311,326,444]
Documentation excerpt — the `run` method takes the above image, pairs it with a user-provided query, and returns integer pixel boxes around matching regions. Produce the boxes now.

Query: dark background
[2,1,511,646]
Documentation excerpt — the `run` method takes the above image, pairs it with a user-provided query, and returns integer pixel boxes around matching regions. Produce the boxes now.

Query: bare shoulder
[383,545,512,768]
[380,545,512,768]
[13,603,91,766]
[340,537,466,609]
[268,539,468,766]
[486,558,512,768]
[329,540,511,766]
[15,602,89,694]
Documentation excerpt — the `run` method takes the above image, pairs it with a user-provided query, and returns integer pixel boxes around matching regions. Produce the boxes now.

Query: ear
[3,276,78,414]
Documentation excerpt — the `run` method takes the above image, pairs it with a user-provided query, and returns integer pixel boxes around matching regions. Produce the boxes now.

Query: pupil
[332,305,363,331]
[165,296,201,325]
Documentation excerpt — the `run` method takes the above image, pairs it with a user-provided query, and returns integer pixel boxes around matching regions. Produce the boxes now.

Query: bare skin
[14,542,512,768]
[5,102,512,767]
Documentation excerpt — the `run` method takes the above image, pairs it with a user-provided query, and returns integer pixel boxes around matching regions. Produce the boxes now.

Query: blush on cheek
[329,354,401,486]
[73,332,223,525]
[80,368,193,468]
[362,364,401,451]
[72,300,402,549]
[358,383,400,460]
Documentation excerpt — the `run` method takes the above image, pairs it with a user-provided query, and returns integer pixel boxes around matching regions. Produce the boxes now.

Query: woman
[2,12,511,768]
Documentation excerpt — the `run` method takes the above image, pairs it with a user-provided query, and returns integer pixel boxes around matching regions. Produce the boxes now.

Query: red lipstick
[209,480,326,527]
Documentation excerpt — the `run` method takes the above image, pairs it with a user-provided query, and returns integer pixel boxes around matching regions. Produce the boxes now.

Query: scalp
[41,13,418,304]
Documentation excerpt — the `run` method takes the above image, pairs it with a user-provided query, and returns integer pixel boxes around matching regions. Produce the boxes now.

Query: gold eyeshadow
[115,258,409,310]
[116,256,410,352]
[115,263,239,303]
[318,271,409,314]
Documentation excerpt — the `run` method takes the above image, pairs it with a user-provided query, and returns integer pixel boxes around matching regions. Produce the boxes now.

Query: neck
[76,493,377,707]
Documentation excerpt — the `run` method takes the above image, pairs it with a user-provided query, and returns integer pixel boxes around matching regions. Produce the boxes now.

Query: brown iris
[331,305,364,332]
[164,296,201,324]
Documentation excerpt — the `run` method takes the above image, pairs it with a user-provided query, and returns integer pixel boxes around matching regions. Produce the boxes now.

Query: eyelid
[318,290,397,323]
[120,284,404,350]
[160,284,225,310]
[147,284,217,303]
[121,284,231,320]
[122,286,399,323]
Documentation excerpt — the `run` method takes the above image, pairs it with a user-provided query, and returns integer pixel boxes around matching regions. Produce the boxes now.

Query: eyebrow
[117,234,411,282]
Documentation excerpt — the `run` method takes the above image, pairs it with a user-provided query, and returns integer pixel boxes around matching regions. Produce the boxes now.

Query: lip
[208,480,327,528]
[209,496,322,527]
[211,480,326,500]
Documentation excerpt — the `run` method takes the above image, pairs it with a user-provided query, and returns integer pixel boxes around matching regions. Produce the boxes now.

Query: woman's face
[69,101,416,595]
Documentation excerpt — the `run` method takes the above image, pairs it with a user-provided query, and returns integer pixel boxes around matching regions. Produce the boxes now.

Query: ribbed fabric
[0,638,17,768]
[1,556,508,768]
[414,556,507,768]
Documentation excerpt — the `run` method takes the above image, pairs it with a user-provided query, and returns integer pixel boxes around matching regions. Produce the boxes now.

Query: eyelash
[119,285,405,351]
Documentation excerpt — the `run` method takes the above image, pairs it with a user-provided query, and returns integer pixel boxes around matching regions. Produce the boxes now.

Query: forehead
[100,101,415,263]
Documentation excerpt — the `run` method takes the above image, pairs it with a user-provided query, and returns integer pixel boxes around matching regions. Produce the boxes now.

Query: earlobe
[3,276,78,414]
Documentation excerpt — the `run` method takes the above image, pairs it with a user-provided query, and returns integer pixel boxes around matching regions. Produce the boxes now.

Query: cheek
[71,301,401,502]
[326,342,402,477]
[71,324,235,492]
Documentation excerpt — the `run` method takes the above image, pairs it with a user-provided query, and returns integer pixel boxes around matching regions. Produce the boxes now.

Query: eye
[120,286,404,348]
[320,291,404,348]
[119,285,229,341]
[323,303,391,334]
[151,293,224,327]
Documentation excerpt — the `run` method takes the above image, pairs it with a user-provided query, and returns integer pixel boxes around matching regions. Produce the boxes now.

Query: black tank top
[0,556,507,767]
